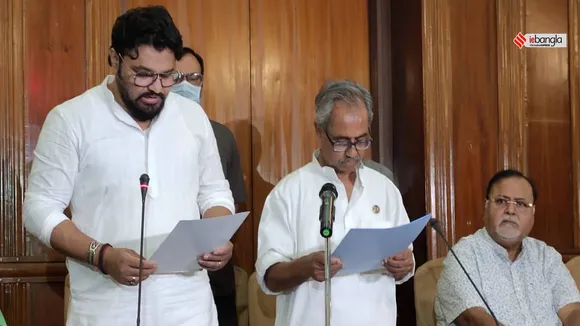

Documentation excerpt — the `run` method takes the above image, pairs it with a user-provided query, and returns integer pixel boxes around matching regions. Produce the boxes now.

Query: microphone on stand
[318,182,338,326]
[429,218,499,326]
[319,183,338,238]
[136,174,150,326]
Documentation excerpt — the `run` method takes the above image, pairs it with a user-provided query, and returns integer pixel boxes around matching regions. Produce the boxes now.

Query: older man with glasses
[435,169,580,326]
[254,80,415,326]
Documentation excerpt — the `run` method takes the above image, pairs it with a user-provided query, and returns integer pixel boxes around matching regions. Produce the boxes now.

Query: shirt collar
[310,150,364,190]
[479,227,527,262]
[98,75,117,107]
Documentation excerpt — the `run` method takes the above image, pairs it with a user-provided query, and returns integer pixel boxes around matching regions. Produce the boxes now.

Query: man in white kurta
[255,80,415,326]
[24,74,234,324]
[23,6,235,326]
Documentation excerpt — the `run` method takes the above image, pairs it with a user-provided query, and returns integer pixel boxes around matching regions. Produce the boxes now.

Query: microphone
[140,174,149,201]
[429,219,499,326]
[136,174,149,326]
[319,183,338,238]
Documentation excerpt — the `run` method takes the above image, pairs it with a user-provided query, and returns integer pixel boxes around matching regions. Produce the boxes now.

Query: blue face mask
[172,81,202,104]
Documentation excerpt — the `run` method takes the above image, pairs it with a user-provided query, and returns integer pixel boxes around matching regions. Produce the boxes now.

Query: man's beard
[116,73,166,122]
[496,215,521,240]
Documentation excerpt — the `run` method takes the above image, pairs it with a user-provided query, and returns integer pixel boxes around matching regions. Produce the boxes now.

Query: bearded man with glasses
[23,5,234,326]
[255,80,415,326]
[435,169,580,326]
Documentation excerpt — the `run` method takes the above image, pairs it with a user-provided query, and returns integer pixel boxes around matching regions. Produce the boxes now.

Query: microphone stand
[318,183,337,326]
[136,194,145,326]
[137,174,149,326]
[324,236,331,326]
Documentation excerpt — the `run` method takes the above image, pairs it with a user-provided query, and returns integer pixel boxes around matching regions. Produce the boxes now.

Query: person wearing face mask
[173,47,247,326]
[435,169,580,326]
[255,80,415,326]
[172,48,204,104]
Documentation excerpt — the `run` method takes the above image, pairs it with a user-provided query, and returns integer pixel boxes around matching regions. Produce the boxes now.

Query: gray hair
[314,80,374,130]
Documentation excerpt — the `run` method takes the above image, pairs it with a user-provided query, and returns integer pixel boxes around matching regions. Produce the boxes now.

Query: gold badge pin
[372,205,380,214]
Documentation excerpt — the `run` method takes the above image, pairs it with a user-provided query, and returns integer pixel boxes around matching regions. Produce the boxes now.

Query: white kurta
[23,76,235,326]
[255,152,415,326]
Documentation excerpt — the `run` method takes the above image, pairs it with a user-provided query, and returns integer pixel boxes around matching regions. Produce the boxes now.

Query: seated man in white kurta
[23,6,234,326]
[255,80,415,326]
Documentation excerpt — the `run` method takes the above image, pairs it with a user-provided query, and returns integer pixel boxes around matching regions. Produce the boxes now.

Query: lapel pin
[372,205,380,214]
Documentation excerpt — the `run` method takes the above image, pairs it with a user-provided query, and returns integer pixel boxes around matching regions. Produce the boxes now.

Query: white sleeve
[23,109,78,248]
[255,186,295,295]
[196,115,235,215]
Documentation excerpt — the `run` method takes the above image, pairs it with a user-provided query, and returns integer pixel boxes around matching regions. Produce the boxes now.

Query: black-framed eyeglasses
[486,197,534,213]
[118,54,182,88]
[181,72,204,86]
[324,129,372,152]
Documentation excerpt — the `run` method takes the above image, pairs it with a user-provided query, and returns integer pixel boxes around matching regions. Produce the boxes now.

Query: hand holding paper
[198,241,233,271]
[150,212,249,274]
[306,251,344,282]
[331,213,431,276]
[383,248,414,280]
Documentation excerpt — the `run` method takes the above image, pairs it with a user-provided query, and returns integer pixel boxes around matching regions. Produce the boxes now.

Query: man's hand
[102,247,157,286]
[307,251,343,282]
[383,248,414,280]
[198,241,233,271]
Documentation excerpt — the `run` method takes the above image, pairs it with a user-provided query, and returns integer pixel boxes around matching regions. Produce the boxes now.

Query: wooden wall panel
[125,0,255,273]
[423,0,580,260]
[388,1,427,324]
[0,0,86,324]
[449,0,499,240]
[497,0,526,171]
[85,0,122,88]
[422,0,455,259]
[0,284,27,326]
[569,0,579,255]
[525,0,574,250]
[369,0,393,171]
[28,282,65,326]
[1,1,27,324]
[0,0,25,259]
[25,0,87,260]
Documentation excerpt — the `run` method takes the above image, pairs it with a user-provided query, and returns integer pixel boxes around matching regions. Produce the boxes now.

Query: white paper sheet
[332,213,431,276]
[150,211,249,274]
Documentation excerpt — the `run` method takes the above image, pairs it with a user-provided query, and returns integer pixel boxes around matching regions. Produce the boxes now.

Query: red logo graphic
[513,32,526,49]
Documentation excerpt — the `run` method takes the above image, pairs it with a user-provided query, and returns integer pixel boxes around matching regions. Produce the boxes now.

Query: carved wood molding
[85,0,122,88]
[0,0,25,258]
[0,284,27,326]
[0,3,26,323]
[0,262,67,280]
[570,0,580,248]
[0,256,64,263]
[422,0,454,259]
[496,0,527,172]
